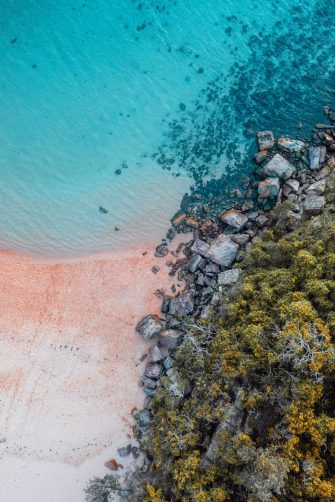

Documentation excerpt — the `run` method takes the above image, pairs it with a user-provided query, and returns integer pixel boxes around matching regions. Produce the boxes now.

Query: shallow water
[0,0,334,256]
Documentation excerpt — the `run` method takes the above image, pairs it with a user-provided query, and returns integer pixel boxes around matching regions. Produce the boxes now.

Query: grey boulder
[159,329,183,348]
[218,268,242,286]
[169,291,194,317]
[309,146,326,170]
[207,234,239,268]
[303,195,326,215]
[262,154,295,180]
[219,209,248,230]
[136,315,164,340]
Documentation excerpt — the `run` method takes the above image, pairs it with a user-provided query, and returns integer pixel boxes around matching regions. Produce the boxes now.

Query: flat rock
[169,291,194,317]
[207,234,239,268]
[159,329,182,348]
[305,179,326,195]
[303,195,326,215]
[136,315,164,340]
[262,154,295,180]
[309,146,327,170]
[258,177,280,198]
[257,130,274,150]
[191,239,210,257]
[219,209,248,230]
[218,268,242,286]
[278,136,305,154]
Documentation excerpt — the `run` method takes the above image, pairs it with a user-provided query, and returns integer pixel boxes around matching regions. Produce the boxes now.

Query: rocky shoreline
[93,105,335,498]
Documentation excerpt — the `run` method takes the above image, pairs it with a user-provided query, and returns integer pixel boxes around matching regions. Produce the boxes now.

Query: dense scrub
[142,208,335,501]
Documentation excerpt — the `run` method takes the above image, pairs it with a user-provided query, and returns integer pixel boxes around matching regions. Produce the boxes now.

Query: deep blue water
[0,0,334,256]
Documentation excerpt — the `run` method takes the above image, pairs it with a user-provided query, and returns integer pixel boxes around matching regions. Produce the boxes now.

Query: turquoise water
[0,0,334,256]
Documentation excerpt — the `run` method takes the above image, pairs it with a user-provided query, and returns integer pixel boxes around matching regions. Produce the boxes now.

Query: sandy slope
[0,242,184,502]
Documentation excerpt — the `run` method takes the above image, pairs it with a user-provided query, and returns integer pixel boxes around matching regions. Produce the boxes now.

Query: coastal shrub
[140,212,335,501]
[84,474,123,502]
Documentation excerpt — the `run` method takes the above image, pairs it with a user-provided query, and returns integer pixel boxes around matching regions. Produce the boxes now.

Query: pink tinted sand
[0,240,186,471]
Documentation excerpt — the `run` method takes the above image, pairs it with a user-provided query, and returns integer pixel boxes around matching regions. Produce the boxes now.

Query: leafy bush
[141,212,335,501]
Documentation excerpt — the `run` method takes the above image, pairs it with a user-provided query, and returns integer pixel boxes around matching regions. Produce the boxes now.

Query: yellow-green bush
[141,211,335,501]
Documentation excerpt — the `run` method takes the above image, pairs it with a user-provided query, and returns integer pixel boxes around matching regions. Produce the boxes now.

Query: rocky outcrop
[261,153,295,180]
[206,234,239,267]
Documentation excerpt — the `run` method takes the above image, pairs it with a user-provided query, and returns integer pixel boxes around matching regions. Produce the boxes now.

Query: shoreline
[0,238,189,501]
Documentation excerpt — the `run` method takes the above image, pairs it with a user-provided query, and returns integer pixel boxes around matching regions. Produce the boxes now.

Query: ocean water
[0,0,334,257]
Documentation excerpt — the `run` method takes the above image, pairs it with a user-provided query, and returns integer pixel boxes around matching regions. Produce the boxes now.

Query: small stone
[137,409,151,429]
[142,376,157,389]
[258,178,280,198]
[220,209,248,230]
[206,234,239,267]
[218,268,241,286]
[155,243,168,257]
[257,130,274,150]
[247,211,259,222]
[314,166,330,180]
[136,315,164,340]
[204,262,220,275]
[262,154,295,180]
[105,459,121,471]
[303,195,326,215]
[305,179,326,195]
[151,265,160,274]
[99,206,109,214]
[159,329,182,348]
[117,444,132,457]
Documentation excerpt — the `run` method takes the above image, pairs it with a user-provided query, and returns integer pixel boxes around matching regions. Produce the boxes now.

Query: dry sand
[0,240,186,502]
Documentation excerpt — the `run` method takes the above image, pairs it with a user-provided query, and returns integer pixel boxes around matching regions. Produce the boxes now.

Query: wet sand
[0,242,184,501]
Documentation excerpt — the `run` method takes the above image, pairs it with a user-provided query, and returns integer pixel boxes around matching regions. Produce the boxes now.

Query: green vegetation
[84,474,123,502]
[141,207,335,501]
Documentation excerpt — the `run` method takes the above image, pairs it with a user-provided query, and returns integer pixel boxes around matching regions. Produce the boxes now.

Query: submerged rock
[136,315,164,340]
[257,130,275,150]
[262,154,295,180]
[207,234,239,268]
[278,136,305,154]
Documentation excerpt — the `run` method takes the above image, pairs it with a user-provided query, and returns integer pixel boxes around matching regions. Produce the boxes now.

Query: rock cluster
[134,107,335,438]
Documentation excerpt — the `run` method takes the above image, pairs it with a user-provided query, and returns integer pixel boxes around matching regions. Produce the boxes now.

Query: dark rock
[155,243,169,257]
[99,206,109,214]
[159,329,183,348]
[204,262,220,275]
[117,444,132,457]
[169,291,194,317]
[142,376,157,389]
[151,265,160,274]
[136,315,164,340]
[163,356,173,370]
